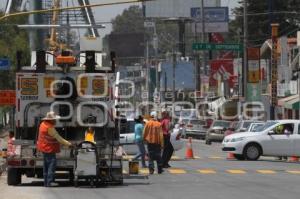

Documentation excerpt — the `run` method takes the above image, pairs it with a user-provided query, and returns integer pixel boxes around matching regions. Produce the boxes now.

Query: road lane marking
[168,168,187,174]
[256,170,276,174]
[209,156,223,159]
[139,168,149,174]
[171,156,181,160]
[198,169,216,174]
[194,156,201,159]
[226,169,246,174]
[286,170,300,174]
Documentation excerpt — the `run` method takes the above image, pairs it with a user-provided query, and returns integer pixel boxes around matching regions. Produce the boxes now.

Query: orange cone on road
[185,137,194,159]
[226,153,235,160]
[288,156,299,162]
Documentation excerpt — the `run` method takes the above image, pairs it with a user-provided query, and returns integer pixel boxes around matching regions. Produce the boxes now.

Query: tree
[0,13,30,90]
[112,5,145,34]
[230,0,300,46]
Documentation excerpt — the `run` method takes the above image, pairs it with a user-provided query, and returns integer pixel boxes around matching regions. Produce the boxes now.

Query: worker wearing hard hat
[143,111,164,174]
[37,111,73,187]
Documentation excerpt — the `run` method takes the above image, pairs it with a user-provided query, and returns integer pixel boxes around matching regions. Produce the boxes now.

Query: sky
[0,0,239,37]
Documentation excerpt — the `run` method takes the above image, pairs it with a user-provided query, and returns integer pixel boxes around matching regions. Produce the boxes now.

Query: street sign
[193,43,242,51]
[0,90,16,106]
[0,58,10,70]
[144,21,155,28]
[191,7,229,22]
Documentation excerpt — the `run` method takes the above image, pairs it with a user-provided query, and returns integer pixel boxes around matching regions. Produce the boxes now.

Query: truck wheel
[7,168,21,185]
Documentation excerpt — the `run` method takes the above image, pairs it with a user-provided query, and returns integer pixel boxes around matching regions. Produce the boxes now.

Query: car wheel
[233,154,245,160]
[243,144,261,161]
[205,139,211,145]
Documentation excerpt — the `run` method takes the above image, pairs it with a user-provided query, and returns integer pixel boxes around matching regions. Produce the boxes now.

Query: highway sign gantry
[192,43,242,51]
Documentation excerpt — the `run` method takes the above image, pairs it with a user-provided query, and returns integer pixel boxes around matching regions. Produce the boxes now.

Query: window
[272,123,294,135]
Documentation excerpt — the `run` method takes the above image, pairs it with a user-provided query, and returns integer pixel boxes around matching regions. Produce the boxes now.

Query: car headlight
[230,137,245,142]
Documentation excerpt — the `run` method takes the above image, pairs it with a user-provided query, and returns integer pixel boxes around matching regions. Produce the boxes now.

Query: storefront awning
[278,95,299,106]
[283,96,300,110]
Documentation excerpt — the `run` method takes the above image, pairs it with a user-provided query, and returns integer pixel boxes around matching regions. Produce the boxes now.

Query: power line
[0,0,153,21]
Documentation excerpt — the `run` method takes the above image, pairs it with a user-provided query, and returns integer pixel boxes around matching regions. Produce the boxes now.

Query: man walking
[37,111,72,187]
[161,111,174,168]
[143,112,164,174]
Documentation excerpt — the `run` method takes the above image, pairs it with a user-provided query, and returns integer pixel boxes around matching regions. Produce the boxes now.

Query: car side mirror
[268,130,275,135]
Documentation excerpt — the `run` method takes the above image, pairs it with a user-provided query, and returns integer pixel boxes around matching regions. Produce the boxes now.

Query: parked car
[120,119,184,155]
[205,120,231,145]
[224,120,264,137]
[181,119,207,139]
[222,120,300,160]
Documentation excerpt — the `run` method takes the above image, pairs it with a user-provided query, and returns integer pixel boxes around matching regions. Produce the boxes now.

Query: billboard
[190,7,229,33]
[144,0,221,18]
[209,60,236,88]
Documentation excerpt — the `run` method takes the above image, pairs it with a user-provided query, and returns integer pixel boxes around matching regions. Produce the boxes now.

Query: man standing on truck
[37,111,72,187]
[143,112,164,174]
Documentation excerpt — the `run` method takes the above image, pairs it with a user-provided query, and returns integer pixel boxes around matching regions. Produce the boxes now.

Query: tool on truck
[7,49,125,186]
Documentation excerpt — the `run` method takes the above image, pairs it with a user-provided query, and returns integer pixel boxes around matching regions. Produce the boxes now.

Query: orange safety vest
[37,121,60,153]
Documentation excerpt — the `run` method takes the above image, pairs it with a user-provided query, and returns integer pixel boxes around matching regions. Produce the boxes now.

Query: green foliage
[0,12,30,90]
[112,5,145,34]
[230,0,300,46]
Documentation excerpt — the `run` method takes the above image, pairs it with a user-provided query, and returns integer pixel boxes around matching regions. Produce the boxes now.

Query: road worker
[37,111,72,187]
[143,112,164,174]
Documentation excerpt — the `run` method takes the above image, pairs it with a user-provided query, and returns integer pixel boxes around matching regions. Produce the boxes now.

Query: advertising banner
[209,60,235,89]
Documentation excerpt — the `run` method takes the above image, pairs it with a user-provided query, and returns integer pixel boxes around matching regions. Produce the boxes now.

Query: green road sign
[192,43,242,51]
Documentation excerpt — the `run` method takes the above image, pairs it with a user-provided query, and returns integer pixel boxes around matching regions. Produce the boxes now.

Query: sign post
[0,58,10,70]
[271,24,279,120]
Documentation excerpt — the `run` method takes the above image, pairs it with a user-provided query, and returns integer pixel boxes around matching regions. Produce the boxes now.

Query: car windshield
[120,120,135,134]
[243,121,252,128]
[181,110,197,118]
[250,123,265,132]
[255,121,278,132]
[213,121,230,128]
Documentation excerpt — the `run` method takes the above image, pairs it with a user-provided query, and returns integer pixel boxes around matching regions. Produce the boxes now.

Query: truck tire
[7,168,21,185]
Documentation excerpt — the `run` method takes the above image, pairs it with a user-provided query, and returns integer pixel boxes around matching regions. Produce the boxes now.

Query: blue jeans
[43,153,56,187]
[133,141,147,167]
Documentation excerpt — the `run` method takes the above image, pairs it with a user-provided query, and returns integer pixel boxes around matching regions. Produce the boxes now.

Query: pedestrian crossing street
[122,168,300,175]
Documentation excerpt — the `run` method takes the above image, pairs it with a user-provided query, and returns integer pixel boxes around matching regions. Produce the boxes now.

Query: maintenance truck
[7,49,125,186]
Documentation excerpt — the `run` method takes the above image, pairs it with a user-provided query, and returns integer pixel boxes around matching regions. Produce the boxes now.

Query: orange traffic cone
[288,156,299,162]
[185,137,194,159]
[226,153,235,160]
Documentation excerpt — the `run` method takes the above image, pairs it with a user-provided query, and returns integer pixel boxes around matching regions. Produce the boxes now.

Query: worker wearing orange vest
[37,111,72,187]
[143,112,164,174]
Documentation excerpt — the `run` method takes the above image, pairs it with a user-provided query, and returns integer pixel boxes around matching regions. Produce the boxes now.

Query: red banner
[0,90,16,106]
[209,60,235,88]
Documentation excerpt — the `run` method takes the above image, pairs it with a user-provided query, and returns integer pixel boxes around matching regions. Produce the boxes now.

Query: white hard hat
[150,111,157,118]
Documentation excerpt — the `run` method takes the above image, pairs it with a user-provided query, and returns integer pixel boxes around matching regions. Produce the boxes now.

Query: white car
[222,120,300,160]
[120,120,184,155]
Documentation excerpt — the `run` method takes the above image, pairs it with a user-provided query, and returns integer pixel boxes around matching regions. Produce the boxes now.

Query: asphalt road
[1,140,300,199]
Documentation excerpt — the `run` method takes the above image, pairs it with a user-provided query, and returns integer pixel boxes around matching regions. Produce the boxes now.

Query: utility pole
[200,0,205,96]
[172,52,176,124]
[243,0,248,99]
